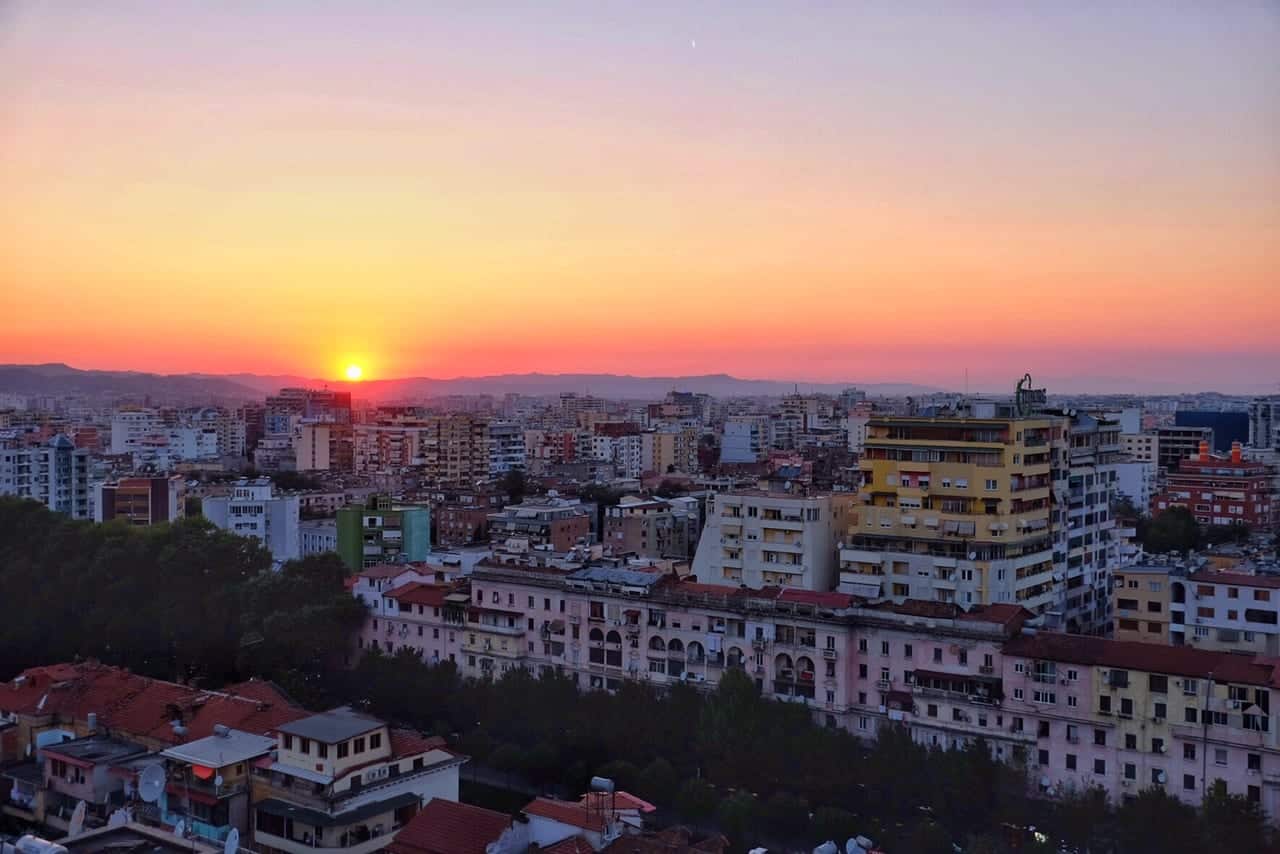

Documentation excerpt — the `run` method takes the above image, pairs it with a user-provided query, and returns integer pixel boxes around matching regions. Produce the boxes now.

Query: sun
[344,364,363,382]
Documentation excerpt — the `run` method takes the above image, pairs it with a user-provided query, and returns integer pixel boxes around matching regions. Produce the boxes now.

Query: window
[881,641,890,655]
[1256,590,1271,602]
[904,643,913,658]
[1124,762,1136,780]
[1125,733,1138,750]
[1098,695,1112,714]
[1154,702,1167,720]
[1094,758,1106,775]
[1151,767,1165,785]
[369,733,381,750]
[1149,675,1168,693]
[1038,749,1049,766]
[1033,690,1056,705]
[1183,774,1196,791]
[318,743,328,758]
[1152,737,1165,754]
[337,742,349,759]
[1066,753,1077,770]
[1013,688,1024,700]
[1094,729,1106,746]
[299,738,310,754]
[1067,695,1078,708]
[933,648,942,663]
[1120,697,1134,718]
[1215,748,1228,766]
[283,734,293,750]
[985,479,998,491]
[354,737,366,754]
[858,638,868,653]
[927,704,938,718]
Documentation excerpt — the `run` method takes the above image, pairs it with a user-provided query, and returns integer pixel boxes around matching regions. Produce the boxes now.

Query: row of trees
[0,496,363,691]
[332,649,1280,852]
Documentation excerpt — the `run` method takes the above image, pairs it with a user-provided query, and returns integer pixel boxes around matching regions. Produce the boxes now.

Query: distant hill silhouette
[0,364,942,402]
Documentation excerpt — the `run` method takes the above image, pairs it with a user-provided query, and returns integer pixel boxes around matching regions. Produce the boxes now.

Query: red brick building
[1153,441,1275,530]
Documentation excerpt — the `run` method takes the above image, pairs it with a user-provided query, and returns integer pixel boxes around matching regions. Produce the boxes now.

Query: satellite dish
[813,843,838,854]
[967,552,977,561]
[68,800,87,837]
[139,765,165,804]
[174,820,186,839]
[214,775,224,790]
[1158,771,1167,784]
[107,809,129,828]
[224,828,240,854]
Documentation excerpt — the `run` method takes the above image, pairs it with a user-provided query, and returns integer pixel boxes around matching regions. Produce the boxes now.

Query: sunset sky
[3,3,1277,391]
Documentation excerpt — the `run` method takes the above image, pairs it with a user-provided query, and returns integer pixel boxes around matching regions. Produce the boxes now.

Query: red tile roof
[387,798,510,854]
[544,837,596,854]
[776,589,857,610]
[578,791,657,813]
[865,599,1031,632]
[387,583,453,607]
[524,797,607,832]
[1188,571,1280,590]
[358,564,420,580]
[0,662,307,746]
[1003,634,1280,687]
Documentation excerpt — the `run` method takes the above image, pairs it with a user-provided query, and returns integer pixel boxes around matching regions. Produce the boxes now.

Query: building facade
[487,497,592,552]
[840,408,1056,613]
[1153,441,1275,530]
[336,496,431,571]
[0,434,92,518]
[692,490,853,590]
[202,478,301,561]
[96,475,185,525]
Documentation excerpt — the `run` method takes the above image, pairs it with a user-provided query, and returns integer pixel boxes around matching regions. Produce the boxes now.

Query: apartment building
[1112,564,1173,644]
[691,490,854,590]
[96,475,185,525]
[353,416,490,483]
[0,434,92,518]
[1114,459,1158,510]
[720,416,768,464]
[336,496,431,571]
[1156,426,1214,475]
[1047,410,1121,635]
[487,496,592,551]
[487,421,526,475]
[160,728,274,844]
[1249,397,1280,451]
[641,427,699,476]
[202,478,300,562]
[1153,441,1275,530]
[250,707,466,854]
[296,422,354,472]
[265,388,352,435]
[299,519,339,556]
[1169,571,1280,655]
[603,495,700,560]
[840,407,1056,613]
[109,409,164,454]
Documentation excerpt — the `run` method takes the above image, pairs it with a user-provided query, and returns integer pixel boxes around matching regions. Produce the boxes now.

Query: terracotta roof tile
[387,798,510,854]
[578,791,657,813]
[524,797,607,832]
[1003,634,1280,687]
[386,583,453,607]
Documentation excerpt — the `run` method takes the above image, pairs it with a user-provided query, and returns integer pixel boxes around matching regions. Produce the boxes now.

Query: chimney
[1231,441,1242,464]
[1198,440,1210,462]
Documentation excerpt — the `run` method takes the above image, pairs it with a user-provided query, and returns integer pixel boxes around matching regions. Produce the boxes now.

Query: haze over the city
[3,2,1277,391]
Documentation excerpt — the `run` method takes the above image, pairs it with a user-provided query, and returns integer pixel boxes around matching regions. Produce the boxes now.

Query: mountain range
[0,364,942,402]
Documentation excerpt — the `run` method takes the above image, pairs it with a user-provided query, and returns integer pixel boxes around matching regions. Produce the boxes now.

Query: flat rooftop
[277,706,382,744]
[162,729,276,768]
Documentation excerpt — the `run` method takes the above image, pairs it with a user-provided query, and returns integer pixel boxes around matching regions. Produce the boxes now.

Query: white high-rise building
[109,409,163,454]
[488,421,526,475]
[202,478,300,562]
[1250,397,1280,451]
[721,416,768,463]
[0,435,92,519]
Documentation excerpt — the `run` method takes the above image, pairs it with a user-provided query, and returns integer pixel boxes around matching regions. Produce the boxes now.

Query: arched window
[606,630,622,645]
[727,647,745,668]
[686,641,705,662]
[648,636,666,652]
[774,653,794,673]
[797,656,815,676]
[589,628,604,642]
[667,638,684,654]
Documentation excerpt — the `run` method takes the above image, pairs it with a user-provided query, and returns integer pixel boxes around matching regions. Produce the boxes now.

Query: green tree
[500,468,527,504]
[1201,785,1270,851]
[1140,506,1200,555]
[675,779,718,822]
[761,791,811,839]
[636,758,678,806]
[811,807,860,847]
[1114,787,1199,854]
[715,791,758,849]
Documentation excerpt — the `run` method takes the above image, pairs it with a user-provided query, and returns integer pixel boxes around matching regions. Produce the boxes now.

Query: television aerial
[139,764,165,804]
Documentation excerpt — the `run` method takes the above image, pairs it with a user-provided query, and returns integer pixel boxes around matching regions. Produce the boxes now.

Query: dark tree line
[0,496,364,691]
[327,650,1280,853]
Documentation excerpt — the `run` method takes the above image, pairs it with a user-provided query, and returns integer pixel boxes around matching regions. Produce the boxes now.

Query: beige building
[641,427,699,476]
[691,489,854,590]
[839,407,1057,613]
[354,416,490,483]
[1121,433,1159,464]
[1112,564,1173,643]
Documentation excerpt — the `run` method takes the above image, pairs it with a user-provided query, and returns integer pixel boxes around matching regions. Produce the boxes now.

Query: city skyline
[4,3,1278,388]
